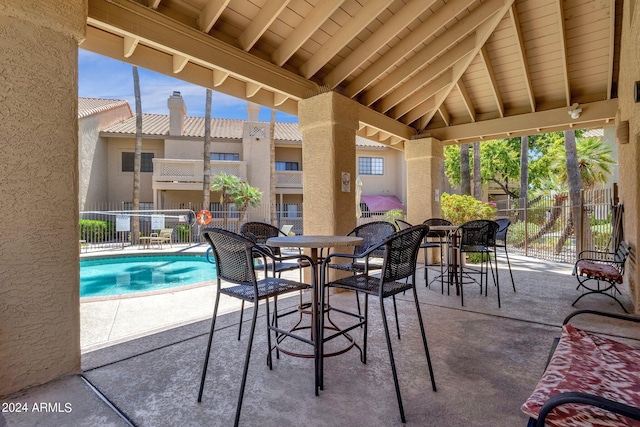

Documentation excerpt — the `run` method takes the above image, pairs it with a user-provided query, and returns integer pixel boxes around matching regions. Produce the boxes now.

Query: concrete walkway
[2,250,637,427]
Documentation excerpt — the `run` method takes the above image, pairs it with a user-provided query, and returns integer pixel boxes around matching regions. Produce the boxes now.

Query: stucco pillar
[404,137,444,224]
[298,92,359,236]
[0,1,87,396]
[615,0,640,312]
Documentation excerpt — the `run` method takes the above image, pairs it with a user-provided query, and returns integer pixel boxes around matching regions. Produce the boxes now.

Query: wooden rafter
[123,35,139,58]
[479,45,504,117]
[555,0,571,106]
[508,4,535,112]
[390,70,452,119]
[238,0,290,51]
[344,0,477,99]
[323,0,438,89]
[456,80,476,122]
[358,0,502,106]
[271,0,343,67]
[299,0,393,79]
[198,0,230,33]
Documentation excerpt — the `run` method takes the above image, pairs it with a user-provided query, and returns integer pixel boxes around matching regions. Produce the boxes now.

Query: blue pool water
[80,255,216,298]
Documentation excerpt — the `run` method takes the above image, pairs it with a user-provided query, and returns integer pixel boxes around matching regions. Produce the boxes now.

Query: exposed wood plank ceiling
[83,0,621,149]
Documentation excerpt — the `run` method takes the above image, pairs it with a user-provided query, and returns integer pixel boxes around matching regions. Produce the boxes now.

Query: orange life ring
[196,210,212,225]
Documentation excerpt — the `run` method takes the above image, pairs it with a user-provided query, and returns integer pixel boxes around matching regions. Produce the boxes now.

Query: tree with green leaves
[210,172,262,228]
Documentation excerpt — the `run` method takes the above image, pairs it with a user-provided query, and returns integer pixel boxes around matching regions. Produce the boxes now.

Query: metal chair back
[349,221,397,258]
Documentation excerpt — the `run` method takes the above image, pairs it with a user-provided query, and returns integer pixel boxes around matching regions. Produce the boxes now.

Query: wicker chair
[326,221,397,328]
[319,224,437,423]
[493,218,516,292]
[423,218,453,293]
[396,219,446,291]
[198,227,318,427]
[454,220,501,307]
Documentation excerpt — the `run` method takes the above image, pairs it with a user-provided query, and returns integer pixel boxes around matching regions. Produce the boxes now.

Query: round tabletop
[266,235,363,248]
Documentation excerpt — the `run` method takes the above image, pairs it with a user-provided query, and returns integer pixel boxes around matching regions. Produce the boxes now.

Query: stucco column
[615,0,640,312]
[298,92,359,236]
[404,137,444,224]
[0,1,87,396]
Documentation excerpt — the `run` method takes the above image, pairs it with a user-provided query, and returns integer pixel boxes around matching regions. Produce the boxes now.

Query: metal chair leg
[392,295,401,339]
[198,290,221,402]
[412,285,437,391]
[380,296,406,423]
[233,302,259,427]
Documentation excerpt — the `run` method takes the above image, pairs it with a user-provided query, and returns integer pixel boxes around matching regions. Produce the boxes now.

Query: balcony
[152,158,247,190]
[276,170,303,189]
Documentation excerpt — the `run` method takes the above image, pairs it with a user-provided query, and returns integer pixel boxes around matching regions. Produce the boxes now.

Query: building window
[275,161,299,171]
[122,152,154,172]
[358,157,384,175]
[211,153,240,161]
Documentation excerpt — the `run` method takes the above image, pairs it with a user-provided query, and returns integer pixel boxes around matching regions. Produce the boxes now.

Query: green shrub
[507,221,541,245]
[79,219,113,242]
[384,209,404,225]
[177,224,192,242]
[440,193,496,225]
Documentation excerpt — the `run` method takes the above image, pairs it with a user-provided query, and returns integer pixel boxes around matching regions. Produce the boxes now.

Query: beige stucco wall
[616,0,640,312]
[243,122,272,209]
[404,137,444,224]
[107,138,163,204]
[0,0,87,396]
[79,104,132,210]
[358,148,405,202]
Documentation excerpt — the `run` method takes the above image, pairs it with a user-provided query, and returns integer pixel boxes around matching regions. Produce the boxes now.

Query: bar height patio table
[266,235,363,357]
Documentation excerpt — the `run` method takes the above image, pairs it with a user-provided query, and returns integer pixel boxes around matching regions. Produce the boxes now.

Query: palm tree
[460,143,471,195]
[131,65,142,244]
[211,172,262,229]
[202,89,212,212]
[232,181,262,223]
[211,172,237,229]
[473,142,481,200]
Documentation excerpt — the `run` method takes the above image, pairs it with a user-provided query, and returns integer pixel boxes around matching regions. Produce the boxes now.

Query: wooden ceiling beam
[238,0,290,51]
[438,105,451,127]
[173,54,189,73]
[358,0,503,106]
[147,0,161,10]
[418,0,514,129]
[373,35,475,113]
[271,0,343,66]
[390,71,452,119]
[323,0,438,89]
[422,99,618,143]
[123,35,139,58]
[456,80,476,122]
[198,0,230,34]
[508,4,535,112]
[554,0,571,106]
[299,0,393,79]
[607,0,616,99]
[479,45,504,117]
[344,0,477,98]
[87,0,317,100]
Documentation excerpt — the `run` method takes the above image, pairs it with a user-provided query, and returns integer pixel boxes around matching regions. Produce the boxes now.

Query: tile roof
[78,98,131,119]
[101,113,384,147]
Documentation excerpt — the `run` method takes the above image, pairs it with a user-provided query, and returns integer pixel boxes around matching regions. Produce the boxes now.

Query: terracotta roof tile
[78,98,131,119]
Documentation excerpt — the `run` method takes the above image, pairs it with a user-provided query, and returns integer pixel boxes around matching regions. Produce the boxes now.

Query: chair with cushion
[454,219,501,307]
[319,224,437,423]
[572,241,631,312]
[198,227,318,427]
[493,218,516,292]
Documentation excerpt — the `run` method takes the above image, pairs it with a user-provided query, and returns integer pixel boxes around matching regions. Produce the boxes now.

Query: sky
[78,49,298,122]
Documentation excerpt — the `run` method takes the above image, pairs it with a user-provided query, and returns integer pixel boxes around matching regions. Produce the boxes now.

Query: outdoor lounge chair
[149,228,173,249]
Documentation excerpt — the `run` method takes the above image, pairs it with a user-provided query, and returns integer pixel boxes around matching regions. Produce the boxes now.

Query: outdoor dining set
[195,218,517,425]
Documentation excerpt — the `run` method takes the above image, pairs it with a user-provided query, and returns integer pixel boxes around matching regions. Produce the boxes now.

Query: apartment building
[78,92,406,220]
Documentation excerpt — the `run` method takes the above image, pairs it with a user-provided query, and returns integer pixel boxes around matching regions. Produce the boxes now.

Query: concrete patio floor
[2,248,638,427]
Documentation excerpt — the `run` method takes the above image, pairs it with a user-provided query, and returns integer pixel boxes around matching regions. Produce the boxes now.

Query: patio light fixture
[568,103,582,119]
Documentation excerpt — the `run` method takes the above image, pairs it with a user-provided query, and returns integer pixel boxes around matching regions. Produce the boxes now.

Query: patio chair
[148,228,174,249]
[239,221,310,338]
[198,227,318,427]
[396,219,446,292]
[319,224,436,423]
[493,218,516,292]
[326,221,396,332]
[423,218,453,293]
[454,220,500,308]
[572,241,631,313]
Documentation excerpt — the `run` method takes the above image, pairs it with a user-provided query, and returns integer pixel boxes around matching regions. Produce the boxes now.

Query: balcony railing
[276,170,303,188]
[152,159,247,183]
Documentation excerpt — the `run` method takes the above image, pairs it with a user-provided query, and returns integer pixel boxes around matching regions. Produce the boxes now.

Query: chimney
[167,91,186,136]
[247,102,260,122]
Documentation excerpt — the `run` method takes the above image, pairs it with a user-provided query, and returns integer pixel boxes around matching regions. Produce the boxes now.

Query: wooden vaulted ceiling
[83,0,621,149]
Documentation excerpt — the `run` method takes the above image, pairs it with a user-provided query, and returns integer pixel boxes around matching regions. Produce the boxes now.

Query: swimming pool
[80,254,216,298]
